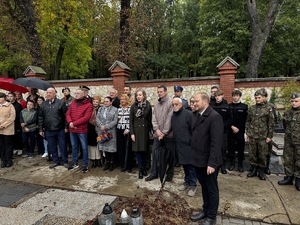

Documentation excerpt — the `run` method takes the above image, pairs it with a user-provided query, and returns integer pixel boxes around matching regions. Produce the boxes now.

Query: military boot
[238,161,244,173]
[295,178,300,191]
[258,167,266,180]
[247,166,257,177]
[228,159,235,171]
[278,176,294,185]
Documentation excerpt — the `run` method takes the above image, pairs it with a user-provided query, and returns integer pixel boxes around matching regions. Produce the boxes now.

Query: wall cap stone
[50,78,112,84]
[126,76,220,84]
[217,56,239,68]
[236,77,300,83]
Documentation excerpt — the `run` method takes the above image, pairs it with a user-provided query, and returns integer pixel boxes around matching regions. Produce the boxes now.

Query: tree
[2,0,43,67]
[119,0,131,64]
[246,0,282,78]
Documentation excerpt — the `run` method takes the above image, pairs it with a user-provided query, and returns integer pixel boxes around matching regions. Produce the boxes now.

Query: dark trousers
[228,132,245,162]
[13,130,23,150]
[45,129,68,164]
[105,152,115,162]
[222,134,228,161]
[36,130,45,154]
[22,131,36,156]
[117,129,133,170]
[136,151,147,169]
[183,164,197,187]
[0,135,14,164]
[150,137,175,179]
[195,167,219,219]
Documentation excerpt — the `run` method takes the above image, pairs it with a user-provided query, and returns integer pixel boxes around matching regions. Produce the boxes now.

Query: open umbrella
[0,78,29,93]
[12,77,53,91]
[156,139,169,186]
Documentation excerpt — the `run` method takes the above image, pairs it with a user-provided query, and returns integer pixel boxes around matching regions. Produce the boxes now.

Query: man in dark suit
[190,92,223,225]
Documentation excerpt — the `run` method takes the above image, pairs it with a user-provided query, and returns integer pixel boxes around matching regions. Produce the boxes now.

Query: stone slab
[17,189,116,221]
[0,206,47,225]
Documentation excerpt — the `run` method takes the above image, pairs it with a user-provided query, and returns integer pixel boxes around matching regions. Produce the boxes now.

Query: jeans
[45,129,67,164]
[183,164,197,187]
[70,132,88,167]
[22,131,36,156]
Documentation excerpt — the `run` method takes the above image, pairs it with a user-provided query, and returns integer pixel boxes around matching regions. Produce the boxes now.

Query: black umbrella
[156,139,169,186]
[12,77,53,91]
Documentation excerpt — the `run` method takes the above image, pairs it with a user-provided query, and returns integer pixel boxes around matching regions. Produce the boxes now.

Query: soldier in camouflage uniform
[260,88,278,175]
[246,89,274,180]
[278,93,300,191]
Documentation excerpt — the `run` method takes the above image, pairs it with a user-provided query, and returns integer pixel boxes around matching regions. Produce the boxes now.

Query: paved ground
[0,134,299,225]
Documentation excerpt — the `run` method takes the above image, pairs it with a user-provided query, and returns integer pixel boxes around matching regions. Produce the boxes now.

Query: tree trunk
[4,0,43,67]
[120,0,131,64]
[246,0,280,78]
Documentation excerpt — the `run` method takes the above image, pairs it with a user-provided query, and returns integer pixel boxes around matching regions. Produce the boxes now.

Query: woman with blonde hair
[117,94,133,172]
[88,96,102,168]
[130,89,152,179]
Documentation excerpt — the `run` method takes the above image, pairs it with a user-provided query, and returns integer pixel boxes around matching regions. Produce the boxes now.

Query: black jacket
[171,107,195,165]
[190,106,223,169]
[210,100,232,134]
[229,102,248,134]
[38,98,68,131]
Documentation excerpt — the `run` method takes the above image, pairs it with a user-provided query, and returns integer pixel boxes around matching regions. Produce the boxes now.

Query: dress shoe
[221,166,227,174]
[49,163,59,169]
[138,169,143,179]
[228,160,235,171]
[190,211,206,222]
[278,176,293,185]
[165,176,173,182]
[109,162,114,171]
[1,162,7,168]
[199,218,216,225]
[142,167,148,176]
[145,174,158,181]
[6,161,13,168]
[238,161,244,173]
[295,178,300,191]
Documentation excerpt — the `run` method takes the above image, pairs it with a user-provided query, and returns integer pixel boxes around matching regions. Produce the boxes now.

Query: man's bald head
[46,87,56,100]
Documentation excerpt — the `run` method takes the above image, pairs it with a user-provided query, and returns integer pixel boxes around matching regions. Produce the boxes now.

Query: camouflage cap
[254,88,268,97]
[290,92,300,99]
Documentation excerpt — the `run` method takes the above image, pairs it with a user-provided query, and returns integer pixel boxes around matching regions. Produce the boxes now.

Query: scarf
[89,107,98,125]
[135,100,147,118]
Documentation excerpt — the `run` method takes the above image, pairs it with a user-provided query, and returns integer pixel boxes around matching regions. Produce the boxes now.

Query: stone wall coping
[236,76,300,83]
[126,76,220,84]
[50,78,113,84]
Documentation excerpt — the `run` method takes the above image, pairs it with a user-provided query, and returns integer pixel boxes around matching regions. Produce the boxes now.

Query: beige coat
[0,102,16,135]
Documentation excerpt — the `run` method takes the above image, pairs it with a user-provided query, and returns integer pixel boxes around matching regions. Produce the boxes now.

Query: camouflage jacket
[283,107,300,144]
[246,103,274,139]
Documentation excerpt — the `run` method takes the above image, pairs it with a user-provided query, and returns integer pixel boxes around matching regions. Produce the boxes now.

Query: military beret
[174,86,183,92]
[79,85,90,91]
[254,89,267,97]
[291,92,300,99]
[62,87,70,93]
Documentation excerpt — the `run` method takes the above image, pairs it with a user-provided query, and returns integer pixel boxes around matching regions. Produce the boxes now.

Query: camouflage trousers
[248,138,269,168]
[283,140,300,178]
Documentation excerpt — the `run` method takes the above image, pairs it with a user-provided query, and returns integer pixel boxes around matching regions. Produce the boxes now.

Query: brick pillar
[110,64,130,96]
[217,57,239,103]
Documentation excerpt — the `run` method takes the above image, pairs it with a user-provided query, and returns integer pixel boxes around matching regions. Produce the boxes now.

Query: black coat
[210,99,232,134]
[129,101,152,152]
[171,107,194,165]
[229,102,248,134]
[190,106,223,169]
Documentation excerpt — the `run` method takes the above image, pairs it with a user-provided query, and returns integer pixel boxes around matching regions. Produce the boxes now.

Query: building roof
[109,61,131,71]
[23,66,47,75]
[217,56,240,68]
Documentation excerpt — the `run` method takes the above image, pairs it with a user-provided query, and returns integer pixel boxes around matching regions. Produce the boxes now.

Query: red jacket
[66,98,93,133]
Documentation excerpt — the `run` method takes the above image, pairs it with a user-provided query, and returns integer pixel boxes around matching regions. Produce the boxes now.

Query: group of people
[1,82,300,225]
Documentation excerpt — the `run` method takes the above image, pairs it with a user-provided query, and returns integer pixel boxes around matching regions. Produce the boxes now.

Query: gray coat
[129,101,152,152]
[96,106,118,152]
[171,107,194,165]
